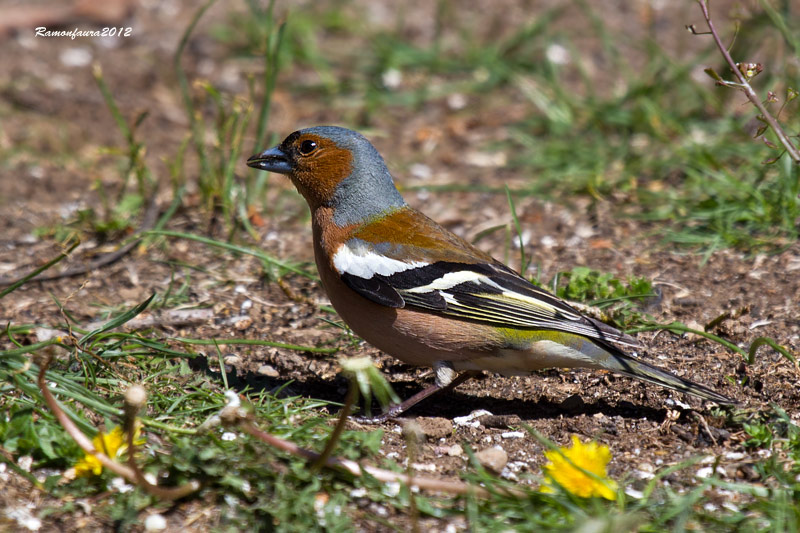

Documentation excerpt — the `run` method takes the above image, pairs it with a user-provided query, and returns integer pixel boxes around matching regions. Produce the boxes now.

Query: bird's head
[248,126,405,224]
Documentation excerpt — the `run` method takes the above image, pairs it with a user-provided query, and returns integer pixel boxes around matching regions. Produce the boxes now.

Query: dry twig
[691,0,800,165]
[216,396,525,498]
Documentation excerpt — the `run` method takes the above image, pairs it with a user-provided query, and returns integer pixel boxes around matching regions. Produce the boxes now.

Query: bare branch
[695,0,800,164]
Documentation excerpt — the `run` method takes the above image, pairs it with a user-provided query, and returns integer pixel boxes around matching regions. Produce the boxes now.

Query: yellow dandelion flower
[542,435,617,500]
[74,425,143,478]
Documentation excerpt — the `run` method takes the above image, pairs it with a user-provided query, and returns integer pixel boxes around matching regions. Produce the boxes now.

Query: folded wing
[339,253,637,347]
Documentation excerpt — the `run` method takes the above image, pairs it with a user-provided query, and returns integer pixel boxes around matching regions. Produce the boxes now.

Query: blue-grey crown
[298,126,407,225]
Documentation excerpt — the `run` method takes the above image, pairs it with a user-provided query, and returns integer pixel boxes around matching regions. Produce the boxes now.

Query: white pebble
[18,456,33,472]
[411,463,437,473]
[382,68,402,89]
[545,43,570,65]
[625,487,644,499]
[110,477,134,493]
[383,482,401,497]
[409,163,432,180]
[224,390,241,408]
[722,502,740,513]
[144,514,167,531]
[60,47,92,67]
[350,488,367,498]
[5,506,42,531]
[696,466,726,479]
[453,409,493,427]
[447,93,468,110]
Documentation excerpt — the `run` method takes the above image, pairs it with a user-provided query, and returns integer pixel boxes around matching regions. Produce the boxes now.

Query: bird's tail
[597,340,736,405]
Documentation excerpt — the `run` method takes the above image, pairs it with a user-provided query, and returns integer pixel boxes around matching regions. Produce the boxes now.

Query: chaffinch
[247,126,733,419]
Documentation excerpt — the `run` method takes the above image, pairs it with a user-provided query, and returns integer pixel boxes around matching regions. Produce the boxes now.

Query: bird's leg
[353,363,478,424]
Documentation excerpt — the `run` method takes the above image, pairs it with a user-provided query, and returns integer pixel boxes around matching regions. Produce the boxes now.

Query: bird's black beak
[247,145,292,174]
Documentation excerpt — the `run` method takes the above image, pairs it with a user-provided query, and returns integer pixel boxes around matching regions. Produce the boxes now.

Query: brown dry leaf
[589,238,614,249]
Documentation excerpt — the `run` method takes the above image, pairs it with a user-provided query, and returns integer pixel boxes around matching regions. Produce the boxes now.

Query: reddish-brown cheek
[291,149,353,209]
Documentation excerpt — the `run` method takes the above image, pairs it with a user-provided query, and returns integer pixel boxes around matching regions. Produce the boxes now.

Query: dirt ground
[1,0,799,531]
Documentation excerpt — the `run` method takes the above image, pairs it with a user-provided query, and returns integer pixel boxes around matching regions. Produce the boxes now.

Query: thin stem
[311,378,356,472]
[239,419,501,497]
[0,239,80,296]
[696,0,800,164]
[38,352,139,481]
[38,352,199,499]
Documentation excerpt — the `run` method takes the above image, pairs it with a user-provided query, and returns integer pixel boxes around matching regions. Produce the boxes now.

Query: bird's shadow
[191,357,668,423]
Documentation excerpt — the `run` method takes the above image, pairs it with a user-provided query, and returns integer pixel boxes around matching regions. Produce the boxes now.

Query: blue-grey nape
[304,126,407,225]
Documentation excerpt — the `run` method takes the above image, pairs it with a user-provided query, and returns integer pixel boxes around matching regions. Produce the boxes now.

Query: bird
[247,126,734,420]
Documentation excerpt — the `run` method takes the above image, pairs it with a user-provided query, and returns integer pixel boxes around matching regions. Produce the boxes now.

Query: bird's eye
[298,139,318,155]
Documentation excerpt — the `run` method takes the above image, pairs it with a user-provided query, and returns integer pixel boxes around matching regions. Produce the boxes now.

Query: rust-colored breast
[313,206,356,272]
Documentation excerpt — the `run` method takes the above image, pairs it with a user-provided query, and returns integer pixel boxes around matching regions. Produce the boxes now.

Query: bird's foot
[350,370,478,424]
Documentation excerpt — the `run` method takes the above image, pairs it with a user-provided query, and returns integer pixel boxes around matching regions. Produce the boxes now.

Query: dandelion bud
[125,384,147,411]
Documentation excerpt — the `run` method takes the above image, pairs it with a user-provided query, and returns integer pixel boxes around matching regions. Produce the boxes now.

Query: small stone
[415,417,453,439]
[683,320,704,341]
[476,414,522,428]
[35,327,66,342]
[696,465,727,479]
[257,365,280,377]
[234,317,253,331]
[475,446,508,475]
[454,409,493,427]
[411,462,437,473]
[409,163,432,180]
[382,68,402,89]
[447,444,463,457]
[638,462,655,473]
[465,151,507,168]
[144,514,167,531]
[18,456,33,472]
[223,355,241,366]
[60,47,92,67]
[446,93,467,110]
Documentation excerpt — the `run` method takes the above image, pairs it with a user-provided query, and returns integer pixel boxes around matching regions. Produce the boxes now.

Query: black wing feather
[341,272,405,308]
[338,258,636,347]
